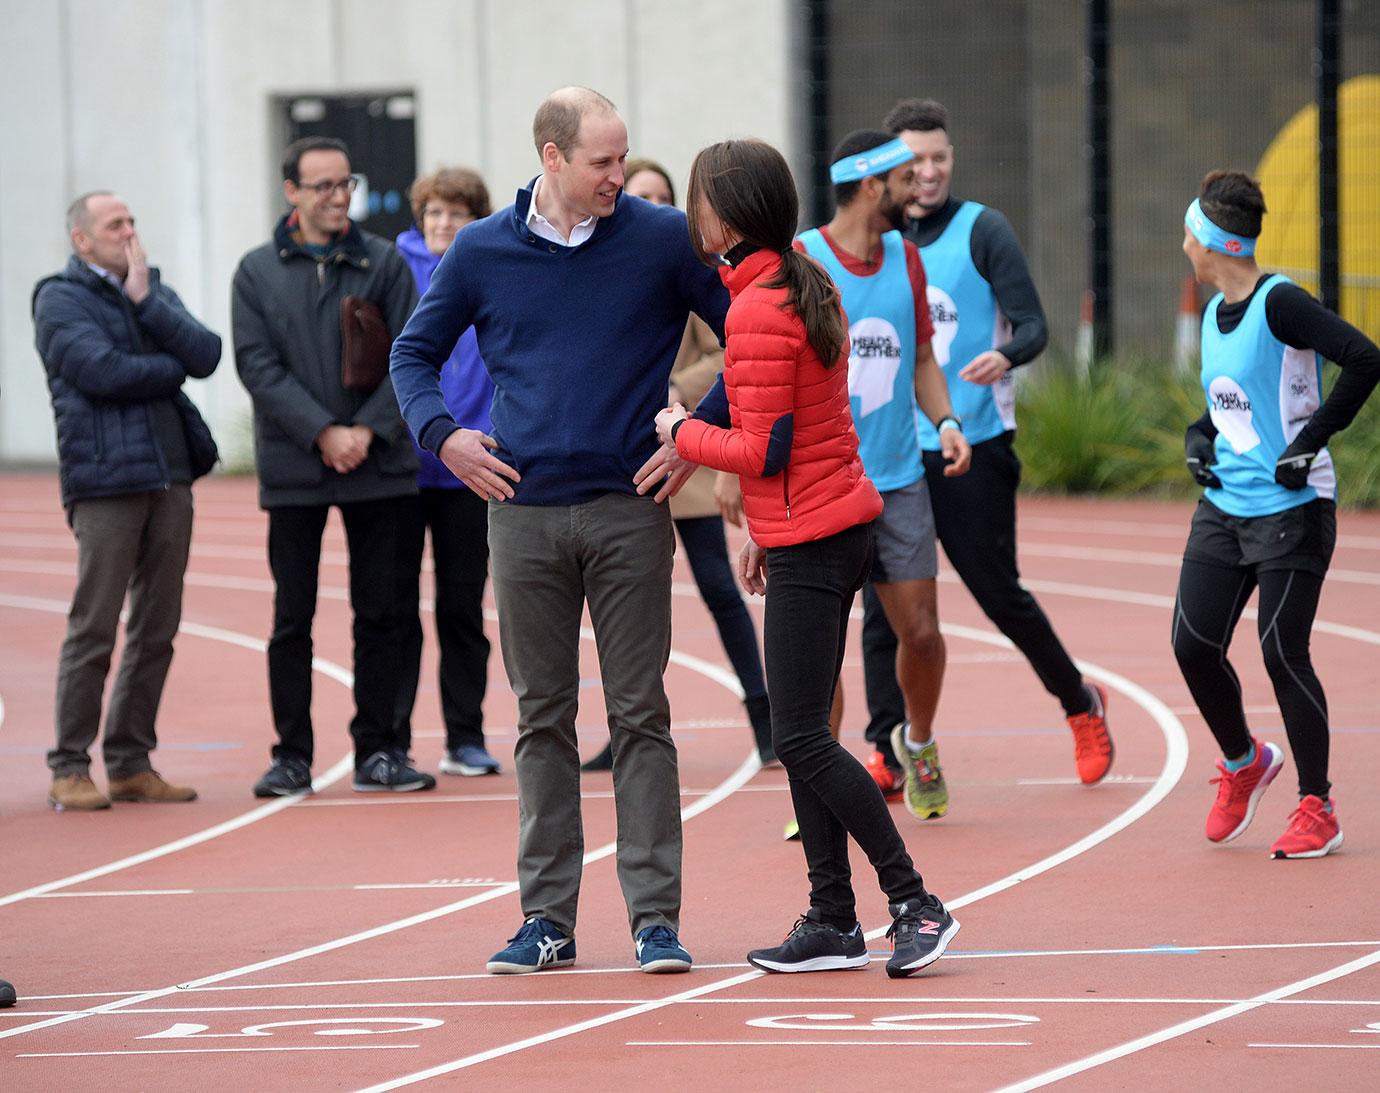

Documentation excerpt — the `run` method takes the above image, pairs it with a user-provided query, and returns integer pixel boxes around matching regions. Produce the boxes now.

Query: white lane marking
[1016,540,1380,587]
[0,741,761,1043]
[976,573,1380,651]
[294,784,792,808]
[624,1040,1031,1047]
[33,882,511,899]
[10,995,1380,1021]
[0,595,355,910]
[17,1045,420,1058]
[1248,1043,1380,1050]
[993,946,1380,1091]
[355,637,1189,1090]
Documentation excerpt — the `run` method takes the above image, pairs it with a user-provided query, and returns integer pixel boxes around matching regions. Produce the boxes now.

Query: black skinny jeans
[1173,559,1331,798]
[765,521,925,927]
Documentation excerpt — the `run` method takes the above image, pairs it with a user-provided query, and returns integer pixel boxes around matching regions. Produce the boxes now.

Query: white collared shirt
[525,176,597,247]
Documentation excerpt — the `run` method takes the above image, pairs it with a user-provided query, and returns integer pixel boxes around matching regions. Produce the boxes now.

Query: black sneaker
[352,750,437,792]
[0,978,15,1007]
[580,742,613,773]
[252,757,313,798]
[747,910,869,973]
[885,893,960,978]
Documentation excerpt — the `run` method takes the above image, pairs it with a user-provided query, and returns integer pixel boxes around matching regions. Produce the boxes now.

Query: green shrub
[1014,358,1380,508]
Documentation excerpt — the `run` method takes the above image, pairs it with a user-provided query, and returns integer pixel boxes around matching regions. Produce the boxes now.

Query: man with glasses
[232,136,432,797]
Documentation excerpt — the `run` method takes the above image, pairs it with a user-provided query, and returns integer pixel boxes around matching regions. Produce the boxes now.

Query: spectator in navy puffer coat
[32,190,219,812]
[392,167,502,778]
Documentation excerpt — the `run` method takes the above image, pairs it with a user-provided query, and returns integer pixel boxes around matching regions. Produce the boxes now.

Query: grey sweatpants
[488,492,682,938]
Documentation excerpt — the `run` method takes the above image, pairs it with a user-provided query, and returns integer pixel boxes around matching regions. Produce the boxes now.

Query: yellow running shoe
[891,724,948,820]
[783,818,801,841]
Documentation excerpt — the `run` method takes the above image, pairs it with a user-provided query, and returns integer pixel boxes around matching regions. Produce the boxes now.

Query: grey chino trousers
[488,492,682,938]
[49,486,194,779]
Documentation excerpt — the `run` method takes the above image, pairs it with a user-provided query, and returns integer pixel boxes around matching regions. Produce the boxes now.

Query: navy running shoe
[635,925,692,973]
[885,894,959,978]
[439,745,501,776]
[747,910,868,973]
[352,750,436,793]
[253,757,312,798]
[487,917,576,974]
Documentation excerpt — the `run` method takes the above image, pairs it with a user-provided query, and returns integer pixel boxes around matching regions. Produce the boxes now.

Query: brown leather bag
[340,295,391,391]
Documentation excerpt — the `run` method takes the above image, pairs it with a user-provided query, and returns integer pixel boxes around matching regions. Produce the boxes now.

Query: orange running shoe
[1067,683,1114,784]
[865,748,904,802]
[1205,740,1283,843]
[1270,795,1343,859]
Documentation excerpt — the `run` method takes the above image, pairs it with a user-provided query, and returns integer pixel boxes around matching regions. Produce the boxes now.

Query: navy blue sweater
[389,185,729,505]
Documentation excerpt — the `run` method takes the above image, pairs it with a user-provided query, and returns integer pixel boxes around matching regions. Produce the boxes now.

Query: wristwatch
[937,415,963,433]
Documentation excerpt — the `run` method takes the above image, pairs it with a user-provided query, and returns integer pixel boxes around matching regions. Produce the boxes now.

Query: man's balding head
[532,87,619,159]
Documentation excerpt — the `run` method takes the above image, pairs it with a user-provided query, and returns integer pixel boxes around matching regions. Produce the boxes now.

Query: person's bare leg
[872,579,945,746]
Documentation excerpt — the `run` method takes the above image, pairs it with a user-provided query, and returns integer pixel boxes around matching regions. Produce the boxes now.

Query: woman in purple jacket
[394,167,501,776]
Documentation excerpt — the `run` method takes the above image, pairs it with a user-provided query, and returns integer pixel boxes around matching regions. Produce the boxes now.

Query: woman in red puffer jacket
[655,138,958,979]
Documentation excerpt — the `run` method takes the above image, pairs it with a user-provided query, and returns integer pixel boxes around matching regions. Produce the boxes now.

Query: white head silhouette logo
[927,285,960,367]
[846,316,903,417]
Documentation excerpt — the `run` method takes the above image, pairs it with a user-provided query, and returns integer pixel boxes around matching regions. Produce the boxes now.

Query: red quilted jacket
[675,248,882,547]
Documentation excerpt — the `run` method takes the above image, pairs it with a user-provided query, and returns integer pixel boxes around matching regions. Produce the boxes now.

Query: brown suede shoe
[49,773,111,811]
[107,770,197,803]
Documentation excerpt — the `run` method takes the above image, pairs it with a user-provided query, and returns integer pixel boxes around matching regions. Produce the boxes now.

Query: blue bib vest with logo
[798,228,922,491]
[917,201,1015,449]
[1199,273,1333,517]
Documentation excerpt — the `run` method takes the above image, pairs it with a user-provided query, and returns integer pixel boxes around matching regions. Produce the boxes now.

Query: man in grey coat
[232,136,432,797]
[34,191,220,811]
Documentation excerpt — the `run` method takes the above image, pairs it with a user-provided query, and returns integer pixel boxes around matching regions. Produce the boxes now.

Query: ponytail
[765,250,847,369]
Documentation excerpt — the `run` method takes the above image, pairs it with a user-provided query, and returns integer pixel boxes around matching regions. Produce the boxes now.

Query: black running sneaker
[352,750,436,792]
[252,757,313,798]
[885,894,960,978]
[747,910,869,973]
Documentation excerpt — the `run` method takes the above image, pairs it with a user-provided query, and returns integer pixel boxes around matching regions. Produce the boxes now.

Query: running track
[1,473,1377,1091]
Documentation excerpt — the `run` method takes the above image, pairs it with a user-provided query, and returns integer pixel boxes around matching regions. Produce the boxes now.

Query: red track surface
[2,472,1378,1091]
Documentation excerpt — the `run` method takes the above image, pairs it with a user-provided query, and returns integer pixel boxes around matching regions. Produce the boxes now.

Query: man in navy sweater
[391,87,729,975]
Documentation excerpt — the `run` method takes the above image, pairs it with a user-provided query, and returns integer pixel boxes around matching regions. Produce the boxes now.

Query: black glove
[1275,429,1321,490]
[1184,420,1221,489]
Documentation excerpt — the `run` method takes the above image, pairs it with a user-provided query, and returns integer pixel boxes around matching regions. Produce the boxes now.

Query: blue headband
[830,138,915,184]
[1185,198,1256,257]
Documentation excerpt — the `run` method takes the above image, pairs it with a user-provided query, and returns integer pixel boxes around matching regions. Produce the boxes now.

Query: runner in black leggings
[1174,169,1380,859]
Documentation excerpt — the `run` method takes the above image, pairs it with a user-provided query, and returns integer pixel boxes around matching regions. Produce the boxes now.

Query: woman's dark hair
[624,157,675,206]
[687,139,846,368]
[1199,170,1267,238]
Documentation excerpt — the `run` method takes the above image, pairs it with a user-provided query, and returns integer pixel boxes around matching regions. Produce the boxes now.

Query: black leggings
[765,522,925,927]
[1172,559,1330,798]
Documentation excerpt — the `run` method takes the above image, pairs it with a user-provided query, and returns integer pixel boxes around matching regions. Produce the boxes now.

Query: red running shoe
[1067,684,1114,784]
[1270,795,1343,859]
[865,748,904,802]
[1205,739,1283,843]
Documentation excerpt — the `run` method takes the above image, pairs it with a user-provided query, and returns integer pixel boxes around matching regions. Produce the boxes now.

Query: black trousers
[394,487,492,752]
[675,515,768,703]
[1173,559,1331,798]
[766,522,925,927]
[266,496,413,767]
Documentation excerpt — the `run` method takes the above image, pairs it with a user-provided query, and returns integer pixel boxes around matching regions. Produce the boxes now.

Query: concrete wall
[0,0,796,465]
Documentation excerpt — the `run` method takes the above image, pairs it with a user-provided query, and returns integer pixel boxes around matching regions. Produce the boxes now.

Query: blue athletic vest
[798,228,922,490]
[917,201,1016,449]
[1199,273,1334,516]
